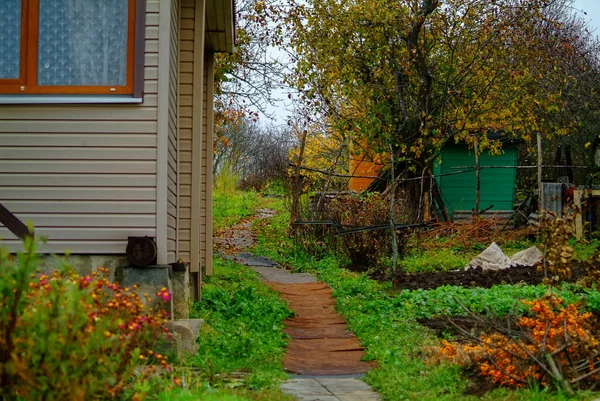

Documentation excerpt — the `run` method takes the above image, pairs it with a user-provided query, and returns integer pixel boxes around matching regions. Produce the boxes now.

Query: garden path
[215,209,380,401]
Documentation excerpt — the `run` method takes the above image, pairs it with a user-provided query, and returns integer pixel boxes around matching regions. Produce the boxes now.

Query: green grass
[398,248,471,273]
[250,198,600,401]
[190,257,293,400]
[213,190,262,231]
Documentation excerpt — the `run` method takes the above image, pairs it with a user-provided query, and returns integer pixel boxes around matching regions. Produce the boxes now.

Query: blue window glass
[0,0,22,79]
[38,0,129,86]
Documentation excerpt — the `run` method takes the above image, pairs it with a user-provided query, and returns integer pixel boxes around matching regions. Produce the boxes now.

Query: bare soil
[392,263,593,290]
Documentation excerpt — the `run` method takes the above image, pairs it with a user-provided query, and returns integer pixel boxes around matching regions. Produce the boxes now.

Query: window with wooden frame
[0,0,145,97]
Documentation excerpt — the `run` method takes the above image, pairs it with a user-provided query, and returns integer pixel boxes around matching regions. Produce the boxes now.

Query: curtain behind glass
[38,0,129,86]
[0,0,22,79]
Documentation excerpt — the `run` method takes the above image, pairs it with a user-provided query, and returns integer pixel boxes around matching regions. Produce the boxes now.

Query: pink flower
[156,287,171,302]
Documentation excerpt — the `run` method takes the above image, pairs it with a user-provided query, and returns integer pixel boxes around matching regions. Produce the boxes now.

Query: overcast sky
[263,0,600,126]
[573,0,600,32]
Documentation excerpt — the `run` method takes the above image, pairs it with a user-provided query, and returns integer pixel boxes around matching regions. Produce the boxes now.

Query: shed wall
[435,146,518,215]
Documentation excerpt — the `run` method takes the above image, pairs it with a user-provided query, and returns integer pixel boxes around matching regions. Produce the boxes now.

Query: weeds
[190,258,291,393]
[213,190,262,231]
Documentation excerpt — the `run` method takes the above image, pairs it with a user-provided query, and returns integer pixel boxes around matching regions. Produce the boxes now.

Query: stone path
[281,376,381,401]
[215,208,380,401]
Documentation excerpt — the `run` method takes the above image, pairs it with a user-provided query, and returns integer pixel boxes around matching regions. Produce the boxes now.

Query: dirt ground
[392,262,594,290]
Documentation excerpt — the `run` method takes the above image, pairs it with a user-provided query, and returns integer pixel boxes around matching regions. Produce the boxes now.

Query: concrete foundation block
[116,265,173,318]
[156,331,181,359]
[167,319,203,355]
[38,254,126,282]
[172,265,190,319]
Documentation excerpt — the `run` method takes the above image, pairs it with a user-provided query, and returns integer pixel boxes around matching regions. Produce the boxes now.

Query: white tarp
[466,243,542,271]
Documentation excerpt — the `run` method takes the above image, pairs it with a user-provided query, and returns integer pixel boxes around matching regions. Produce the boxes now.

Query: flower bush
[0,238,171,401]
[433,297,600,391]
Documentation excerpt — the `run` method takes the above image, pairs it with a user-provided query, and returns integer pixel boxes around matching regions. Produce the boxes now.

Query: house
[0,0,235,305]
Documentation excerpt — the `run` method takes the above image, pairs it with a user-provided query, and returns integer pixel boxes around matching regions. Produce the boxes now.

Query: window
[0,0,140,95]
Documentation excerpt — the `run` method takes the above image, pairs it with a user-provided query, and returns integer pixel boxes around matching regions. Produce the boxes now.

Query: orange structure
[349,154,382,192]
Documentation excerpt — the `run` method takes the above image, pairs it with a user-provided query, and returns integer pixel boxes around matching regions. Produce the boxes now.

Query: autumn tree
[275,0,596,217]
[214,0,283,116]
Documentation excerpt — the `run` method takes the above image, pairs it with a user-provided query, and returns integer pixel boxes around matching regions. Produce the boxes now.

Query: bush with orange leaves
[433,296,600,394]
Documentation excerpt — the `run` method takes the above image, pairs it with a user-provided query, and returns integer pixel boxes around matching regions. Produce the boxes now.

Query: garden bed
[391,262,593,290]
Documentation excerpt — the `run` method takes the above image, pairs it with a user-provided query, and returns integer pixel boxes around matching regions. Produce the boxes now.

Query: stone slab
[281,377,381,401]
[235,252,281,267]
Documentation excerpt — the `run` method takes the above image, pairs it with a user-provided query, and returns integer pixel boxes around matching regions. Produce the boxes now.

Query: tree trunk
[537,133,543,213]
[565,145,574,183]
[290,129,308,234]
[389,146,400,288]
[474,136,480,217]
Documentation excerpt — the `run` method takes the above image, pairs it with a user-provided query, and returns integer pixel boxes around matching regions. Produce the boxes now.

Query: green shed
[433,143,518,218]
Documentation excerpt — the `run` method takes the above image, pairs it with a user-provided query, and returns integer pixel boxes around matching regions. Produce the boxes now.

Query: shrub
[433,297,600,393]
[0,238,170,400]
[304,192,415,268]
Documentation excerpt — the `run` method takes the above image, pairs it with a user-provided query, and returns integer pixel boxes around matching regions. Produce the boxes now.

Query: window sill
[0,95,143,105]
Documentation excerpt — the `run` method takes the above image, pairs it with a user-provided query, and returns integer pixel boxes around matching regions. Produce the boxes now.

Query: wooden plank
[0,148,156,160]
[0,240,129,254]
[574,189,600,240]
[205,53,215,276]
[145,13,160,25]
[0,200,155,214]
[574,189,583,240]
[145,39,159,53]
[0,174,156,187]
[145,80,158,93]
[0,134,156,147]
[145,53,159,67]
[145,67,159,80]
[146,0,160,13]
[145,26,159,40]
[0,107,157,121]
[141,94,158,107]
[0,187,156,200]
[0,203,31,239]
[0,227,157,240]
[0,160,156,174]
[10,214,156,227]
[0,121,157,133]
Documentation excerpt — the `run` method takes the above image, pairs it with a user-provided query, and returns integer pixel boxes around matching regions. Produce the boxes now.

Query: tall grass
[214,163,240,195]
[213,164,262,231]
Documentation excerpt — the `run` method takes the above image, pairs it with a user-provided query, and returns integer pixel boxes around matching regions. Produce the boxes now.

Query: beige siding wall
[200,56,209,269]
[177,0,195,265]
[167,0,181,263]
[0,1,161,254]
